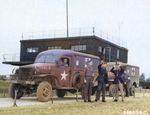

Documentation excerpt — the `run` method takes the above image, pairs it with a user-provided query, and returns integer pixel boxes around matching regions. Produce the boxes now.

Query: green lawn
[0,96,149,115]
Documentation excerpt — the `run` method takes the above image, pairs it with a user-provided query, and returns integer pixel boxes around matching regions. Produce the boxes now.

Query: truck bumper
[10,80,35,85]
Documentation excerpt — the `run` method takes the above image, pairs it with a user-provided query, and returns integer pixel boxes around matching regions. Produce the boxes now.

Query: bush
[0,80,10,93]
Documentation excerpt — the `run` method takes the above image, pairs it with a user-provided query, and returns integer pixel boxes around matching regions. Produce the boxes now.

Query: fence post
[79,28,81,36]
[22,33,23,40]
[13,90,18,107]
[42,31,44,38]
[134,88,135,98]
[93,27,95,36]
[140,88,141,93]
[3,87,5,98]
[76,89,78,102]
[51,90,54,104]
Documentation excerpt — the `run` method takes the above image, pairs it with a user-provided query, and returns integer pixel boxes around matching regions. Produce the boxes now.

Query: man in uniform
[84,60,94,102]
[110,63,125,102]
[95,60,108,102]
[121,70,130,97]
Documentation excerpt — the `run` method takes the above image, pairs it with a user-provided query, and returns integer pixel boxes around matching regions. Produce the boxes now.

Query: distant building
[3,28,128,66]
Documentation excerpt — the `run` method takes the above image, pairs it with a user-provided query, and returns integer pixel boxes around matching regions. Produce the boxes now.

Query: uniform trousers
[84,77,93,101]
[114,81,124,101]
[95,82,105,101]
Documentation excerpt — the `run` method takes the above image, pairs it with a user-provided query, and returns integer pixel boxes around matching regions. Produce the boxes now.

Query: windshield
[35,54,57,63]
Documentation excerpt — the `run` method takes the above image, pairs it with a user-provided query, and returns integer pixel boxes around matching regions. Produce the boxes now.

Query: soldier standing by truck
[121,70,130,97]
[84,60,94,102]
[95,61,108,102]
[110,63,125,102]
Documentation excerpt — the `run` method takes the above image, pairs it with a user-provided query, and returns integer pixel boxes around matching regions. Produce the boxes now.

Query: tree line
[140,73,150,82]
[0,75,6,80]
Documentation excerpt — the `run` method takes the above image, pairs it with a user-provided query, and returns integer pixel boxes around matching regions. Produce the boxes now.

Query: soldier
[84,60,94,102]
[110,62,125,102]
[63,58,69,67]
[121,70,130,97]
[95,61,108,102]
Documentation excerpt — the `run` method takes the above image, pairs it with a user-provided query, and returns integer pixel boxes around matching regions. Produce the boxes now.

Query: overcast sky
[0,0,150,78]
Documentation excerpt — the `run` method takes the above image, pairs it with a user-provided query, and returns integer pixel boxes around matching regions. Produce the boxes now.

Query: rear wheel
[9,83,24,99]
[130,85,135,96]
[73,73,84,89]
[109,84,116,97]
[56,89,66,98]
[37,81,52,102]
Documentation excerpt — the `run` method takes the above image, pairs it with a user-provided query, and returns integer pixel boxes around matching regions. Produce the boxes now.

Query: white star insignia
[61,71,68,80]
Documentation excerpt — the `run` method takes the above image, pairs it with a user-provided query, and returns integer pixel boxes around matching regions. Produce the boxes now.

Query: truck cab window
[60,58,69,67]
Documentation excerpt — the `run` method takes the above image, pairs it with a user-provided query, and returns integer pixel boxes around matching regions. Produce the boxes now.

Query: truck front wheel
[9,83,24,99]
[37,81,52,102]
[130,85,135,96]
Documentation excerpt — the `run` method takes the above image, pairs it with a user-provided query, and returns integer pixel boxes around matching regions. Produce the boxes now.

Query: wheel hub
[43,87,49,97]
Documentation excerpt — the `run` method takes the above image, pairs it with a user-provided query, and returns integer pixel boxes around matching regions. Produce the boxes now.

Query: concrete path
[0,96,80,108]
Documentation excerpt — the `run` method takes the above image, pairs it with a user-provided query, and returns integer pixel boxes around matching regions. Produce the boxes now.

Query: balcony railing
[22,27,127,48]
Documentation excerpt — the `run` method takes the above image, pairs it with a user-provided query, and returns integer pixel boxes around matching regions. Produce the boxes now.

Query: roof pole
[66,0,69,37]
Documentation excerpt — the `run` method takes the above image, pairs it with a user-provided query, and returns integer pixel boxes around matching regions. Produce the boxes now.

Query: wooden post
[3,87,5,98]
[143,92,144,97]
[140,88,141,93]
[134,88,135,98]
[51,90,54,104]
[13,90,18,107]
[76,89,78,102]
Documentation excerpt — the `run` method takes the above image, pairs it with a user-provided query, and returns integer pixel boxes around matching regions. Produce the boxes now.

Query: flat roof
[20,36,128,51]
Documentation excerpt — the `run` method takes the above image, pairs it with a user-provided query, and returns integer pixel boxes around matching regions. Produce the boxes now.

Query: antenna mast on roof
[66,0,69,37]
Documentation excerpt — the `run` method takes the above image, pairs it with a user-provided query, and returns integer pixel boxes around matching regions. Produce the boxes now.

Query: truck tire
[130,85,135,96]
[56,89,66,98]
[109,84,116,97]
[73,73,84,89]
[37,81,52,102]
[9,83,24,99]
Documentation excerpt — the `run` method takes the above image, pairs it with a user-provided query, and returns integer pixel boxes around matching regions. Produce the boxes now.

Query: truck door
[57,56,71,87]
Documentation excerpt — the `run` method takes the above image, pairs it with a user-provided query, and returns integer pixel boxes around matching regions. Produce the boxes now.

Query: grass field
[0,80,150,115]
[0,95,150,115]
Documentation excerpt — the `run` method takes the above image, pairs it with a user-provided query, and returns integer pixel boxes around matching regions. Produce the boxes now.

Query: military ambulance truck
[106,62,139,97]
[8,49,100,102]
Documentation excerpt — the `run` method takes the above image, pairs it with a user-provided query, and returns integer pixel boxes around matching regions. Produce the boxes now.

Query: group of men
[84,60,129,102]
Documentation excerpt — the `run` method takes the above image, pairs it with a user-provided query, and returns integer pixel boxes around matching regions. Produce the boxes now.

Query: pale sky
[0,0,150,78]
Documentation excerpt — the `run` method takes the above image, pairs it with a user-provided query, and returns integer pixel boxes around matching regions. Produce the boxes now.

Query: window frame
[26,47,39,53]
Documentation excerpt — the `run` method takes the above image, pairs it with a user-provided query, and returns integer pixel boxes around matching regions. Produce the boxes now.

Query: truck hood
[20,63,56,74]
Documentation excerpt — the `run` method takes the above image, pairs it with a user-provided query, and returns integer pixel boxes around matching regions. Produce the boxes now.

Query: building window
[117,49,120,59]
[48,46,61,50]
[27,47,39,53]
[98,46,102,52]
[71,45,86,51]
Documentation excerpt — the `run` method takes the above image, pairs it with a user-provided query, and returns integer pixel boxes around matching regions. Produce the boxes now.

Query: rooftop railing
[22,27,127,48]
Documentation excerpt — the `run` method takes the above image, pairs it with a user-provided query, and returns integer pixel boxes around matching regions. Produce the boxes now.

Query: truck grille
[19,68,31,80]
